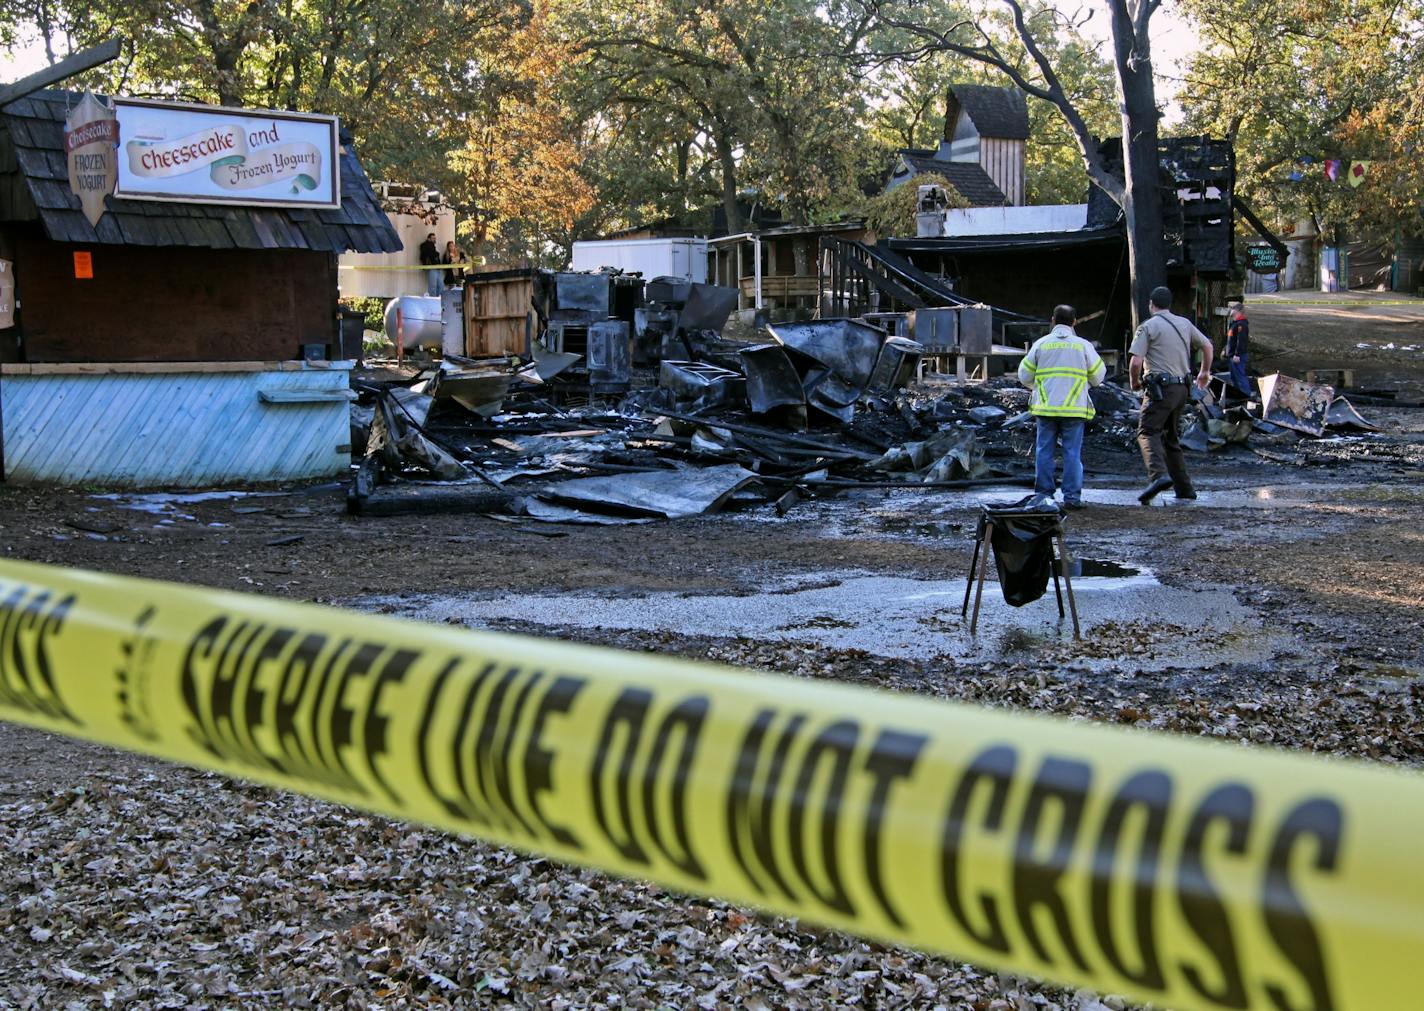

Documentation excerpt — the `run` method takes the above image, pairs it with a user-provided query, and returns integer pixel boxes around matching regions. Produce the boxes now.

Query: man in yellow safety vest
[1017,305,1107,510]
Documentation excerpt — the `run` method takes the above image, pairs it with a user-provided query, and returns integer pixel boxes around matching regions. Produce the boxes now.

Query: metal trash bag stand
[961,508,1081,639]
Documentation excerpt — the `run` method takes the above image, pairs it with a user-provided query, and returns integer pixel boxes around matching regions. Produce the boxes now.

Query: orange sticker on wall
[73,251,93,279]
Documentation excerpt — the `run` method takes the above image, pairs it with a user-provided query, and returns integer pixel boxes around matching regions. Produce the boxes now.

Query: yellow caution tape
[1250,298,1423,307]
[0,557,1420,1010]
[338,261,484,272]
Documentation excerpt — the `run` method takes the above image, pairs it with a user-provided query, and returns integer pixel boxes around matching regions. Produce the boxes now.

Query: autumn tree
[447,8,596,265]
[1178,0,1424,248]
[1,0,604,263]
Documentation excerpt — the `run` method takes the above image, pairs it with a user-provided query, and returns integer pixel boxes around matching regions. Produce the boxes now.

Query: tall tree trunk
[1110,2,1166,328]
[675,139,690,214]
[713,123,743,233]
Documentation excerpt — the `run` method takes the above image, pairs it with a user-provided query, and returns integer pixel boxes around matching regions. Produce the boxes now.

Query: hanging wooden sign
[1246,245,1285,273]
[64,92,119,228]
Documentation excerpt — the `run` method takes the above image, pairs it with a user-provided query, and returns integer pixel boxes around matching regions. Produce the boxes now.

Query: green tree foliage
[864,0,1117,205]
[1178,0,1424,242]
[556,0,876,230]
[4,0,597,264]
[854,171,967,238]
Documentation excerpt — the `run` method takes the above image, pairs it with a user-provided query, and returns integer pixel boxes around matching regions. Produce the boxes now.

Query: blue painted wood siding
[1,364,352,487]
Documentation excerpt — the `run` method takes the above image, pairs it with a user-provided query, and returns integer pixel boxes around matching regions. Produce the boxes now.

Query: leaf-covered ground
[3,622,1420,1009]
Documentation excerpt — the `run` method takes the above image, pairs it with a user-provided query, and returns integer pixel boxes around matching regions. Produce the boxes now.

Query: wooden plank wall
[979,138,1025,206]
[11,227,336,362]
[1,364,351,486]
[464,275,533,357]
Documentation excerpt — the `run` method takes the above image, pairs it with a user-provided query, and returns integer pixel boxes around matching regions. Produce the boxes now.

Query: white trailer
[571,237,709,283]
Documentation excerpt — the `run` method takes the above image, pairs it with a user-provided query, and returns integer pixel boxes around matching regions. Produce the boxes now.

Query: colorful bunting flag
[1324,159,1342,181]
[1348,161,1374,187]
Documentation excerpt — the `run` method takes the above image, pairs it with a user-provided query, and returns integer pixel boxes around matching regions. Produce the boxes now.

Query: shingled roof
[945,84,1030,142]
[895,152,1009,207]
[0,89,401,253]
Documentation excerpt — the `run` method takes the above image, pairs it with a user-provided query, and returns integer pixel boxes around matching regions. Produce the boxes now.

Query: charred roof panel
[945,84,1030,141]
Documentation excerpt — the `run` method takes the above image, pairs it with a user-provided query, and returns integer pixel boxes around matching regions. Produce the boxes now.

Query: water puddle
[949,483,1387,510]
[361,568,1274,672]
[1057,558,1140,579]
[875,517,967,538]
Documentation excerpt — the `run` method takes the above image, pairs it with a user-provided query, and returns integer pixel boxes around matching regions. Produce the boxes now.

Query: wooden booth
[0,89,399,487]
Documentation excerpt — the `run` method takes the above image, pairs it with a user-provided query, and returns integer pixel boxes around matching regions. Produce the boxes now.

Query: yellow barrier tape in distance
[337,262,484,271]
[0,557,1420,1011]
[1248,299,1423,307]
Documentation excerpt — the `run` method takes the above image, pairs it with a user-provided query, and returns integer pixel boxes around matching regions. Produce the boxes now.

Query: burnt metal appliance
[587,320,632,393]
[908,308,957,351]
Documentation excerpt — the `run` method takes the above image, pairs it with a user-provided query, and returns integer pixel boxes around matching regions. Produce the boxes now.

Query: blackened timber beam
[1232,195,1290,259]
[839,248,926,312]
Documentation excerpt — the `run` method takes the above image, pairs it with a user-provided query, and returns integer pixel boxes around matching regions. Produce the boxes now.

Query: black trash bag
[985,497,1061,607]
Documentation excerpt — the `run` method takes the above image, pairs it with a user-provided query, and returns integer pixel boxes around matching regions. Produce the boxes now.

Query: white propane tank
[383,295,443,351]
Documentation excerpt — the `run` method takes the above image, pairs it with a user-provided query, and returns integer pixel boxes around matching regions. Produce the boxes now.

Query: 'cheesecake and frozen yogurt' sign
[113,98,340,210]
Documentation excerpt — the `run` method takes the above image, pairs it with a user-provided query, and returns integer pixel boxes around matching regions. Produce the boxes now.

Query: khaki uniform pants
[1137,384,1193,492]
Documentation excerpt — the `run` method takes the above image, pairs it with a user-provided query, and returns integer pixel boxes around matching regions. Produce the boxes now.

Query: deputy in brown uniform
[1129,286,1214,504]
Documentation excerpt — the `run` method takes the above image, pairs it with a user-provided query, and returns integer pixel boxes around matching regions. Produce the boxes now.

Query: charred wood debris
[347,270,1384,523]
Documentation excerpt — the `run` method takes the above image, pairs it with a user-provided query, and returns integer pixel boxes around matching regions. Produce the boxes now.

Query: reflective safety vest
[1017,326,1107,419]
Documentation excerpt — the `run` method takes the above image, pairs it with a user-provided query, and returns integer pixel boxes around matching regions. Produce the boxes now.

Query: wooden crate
[464,268,536,357]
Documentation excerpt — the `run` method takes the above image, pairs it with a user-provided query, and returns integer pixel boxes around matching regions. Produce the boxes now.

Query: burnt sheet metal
[552,272,610,319]
[767,319,884,390]
[867,337,925,396]
[427,369,513,417]
[958,306,994,356]
[634,307,679,365]
[1258,372,1333,436]
[1326,396,1379,432]
[367,388,466,480]
[806,389,857,425]
[741,344,806,414]
[659,360,746,412]
[539,463,758,520]
[646,276,693,305]
[871,429,988,481]
[1180,420,1216,453]
[516,342,582,384]
[521,498,653,525]
[1090,381,1139,417]
[678,284,739,335]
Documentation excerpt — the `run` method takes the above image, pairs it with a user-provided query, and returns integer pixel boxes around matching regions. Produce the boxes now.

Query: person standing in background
[441,240,464,288]
[1226,301,1251,396]
[419,231,441,296]
[1017,305,1107,511]
[1129,286,1214,504]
